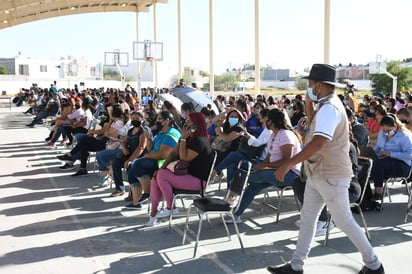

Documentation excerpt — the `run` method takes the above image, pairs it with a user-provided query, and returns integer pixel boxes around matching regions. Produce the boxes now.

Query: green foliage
[0,65,10,75]
[261,64,274,71]
[295,78,308,90]
[214,73,239,91]
[103,68,121,80]
[369,61,412,94]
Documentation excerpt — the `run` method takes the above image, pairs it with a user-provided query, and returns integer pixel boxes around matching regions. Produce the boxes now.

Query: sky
[1,0,412,80]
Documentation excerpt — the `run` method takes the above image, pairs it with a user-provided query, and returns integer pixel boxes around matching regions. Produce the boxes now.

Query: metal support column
[254,0,260,94]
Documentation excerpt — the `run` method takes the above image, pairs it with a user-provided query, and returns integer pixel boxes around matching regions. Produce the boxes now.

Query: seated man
[26,93,60,127]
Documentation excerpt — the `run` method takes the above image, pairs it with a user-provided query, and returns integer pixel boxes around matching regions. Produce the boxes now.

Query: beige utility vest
[304,94,353,179]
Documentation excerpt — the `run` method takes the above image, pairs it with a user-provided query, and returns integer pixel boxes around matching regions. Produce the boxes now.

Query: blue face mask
[228,117,239,126]
[307,87,318,102]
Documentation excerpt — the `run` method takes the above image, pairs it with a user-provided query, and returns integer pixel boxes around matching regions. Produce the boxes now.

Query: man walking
[270,64,384,274]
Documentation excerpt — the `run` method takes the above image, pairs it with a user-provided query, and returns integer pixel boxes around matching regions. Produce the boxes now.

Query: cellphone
[188,125,197,133]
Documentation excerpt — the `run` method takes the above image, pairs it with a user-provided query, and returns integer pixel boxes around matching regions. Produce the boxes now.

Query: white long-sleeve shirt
[247,127,273,160]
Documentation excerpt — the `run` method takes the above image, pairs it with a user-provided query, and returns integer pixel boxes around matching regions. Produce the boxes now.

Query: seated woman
[214,108,271,188]
[370,115,412,199]
[224,108,302,223]
[365,104,386,147]
[125,111,181,209]
[396,107,412,132]
[56,105,124,177]
[44,97,72,144]
[95,109,130,187]
[145,112,212,226]
[109,111,151,197]
[63,100,94,146]
[212,108,245,166]
[244,102,265,138]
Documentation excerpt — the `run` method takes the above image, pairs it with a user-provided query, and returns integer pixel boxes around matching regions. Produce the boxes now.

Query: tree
[261,64,274,71]
[369,61,412,95]
[295,78,308,90]
[0,65,10,75]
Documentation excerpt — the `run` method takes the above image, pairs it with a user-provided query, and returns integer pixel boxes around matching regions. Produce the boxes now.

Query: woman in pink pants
[146,112,213,226]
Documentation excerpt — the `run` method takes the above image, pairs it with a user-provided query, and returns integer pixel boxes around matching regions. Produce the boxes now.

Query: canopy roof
[0,0,168,30]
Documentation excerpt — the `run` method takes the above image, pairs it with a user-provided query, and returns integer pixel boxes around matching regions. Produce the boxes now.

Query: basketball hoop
[146,56,154,62]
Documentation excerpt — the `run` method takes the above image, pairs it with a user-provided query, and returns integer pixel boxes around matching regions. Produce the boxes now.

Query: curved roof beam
[0,0,168,30]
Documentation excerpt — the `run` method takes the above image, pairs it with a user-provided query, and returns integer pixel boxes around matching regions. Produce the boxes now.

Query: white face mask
[307,86,319,102]
[228,117,239,126]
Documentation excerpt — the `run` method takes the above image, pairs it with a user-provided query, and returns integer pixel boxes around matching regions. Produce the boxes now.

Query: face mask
[205,117,211,124]
[400,119,409,124]
[131,120,141,128]
[75,104,80,109]
[343,100,349,105]
[307,86,318,102]
[228,117,239,126]
[369,109,375,113]
[156,121,163,129]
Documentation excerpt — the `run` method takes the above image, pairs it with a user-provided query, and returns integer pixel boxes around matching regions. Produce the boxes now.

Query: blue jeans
[127,158,158,187]
[235,169,298,216]
[51,125,68,143]
[215,151,261,187]
[112,152,128,191]
[96,148,122,172]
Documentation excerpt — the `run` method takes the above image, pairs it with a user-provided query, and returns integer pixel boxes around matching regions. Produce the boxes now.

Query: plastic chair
[377,165,412,213]
[168,151,217,229]
[324,156,373,246]
[182,160,252,257]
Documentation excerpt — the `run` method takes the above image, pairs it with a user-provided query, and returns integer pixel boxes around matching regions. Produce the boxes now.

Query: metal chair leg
[357,205,371,241]
[193,213,204,258]
[232,216,244,252]
[182,203,193,245]
[221,214,231,240]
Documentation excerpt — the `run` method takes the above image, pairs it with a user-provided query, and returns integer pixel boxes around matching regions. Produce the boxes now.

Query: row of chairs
[177,155,411,256]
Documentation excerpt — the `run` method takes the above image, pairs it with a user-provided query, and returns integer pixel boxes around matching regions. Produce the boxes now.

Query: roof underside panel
[0,0,168,30]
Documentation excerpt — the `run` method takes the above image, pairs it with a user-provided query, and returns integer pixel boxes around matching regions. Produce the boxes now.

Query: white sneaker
[223,214,242,224]
[315,221,335,236]
[145,217,158,227]
[155,208,179,218]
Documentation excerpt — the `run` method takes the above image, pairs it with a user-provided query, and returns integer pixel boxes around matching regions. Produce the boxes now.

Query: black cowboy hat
[302,64,339,86]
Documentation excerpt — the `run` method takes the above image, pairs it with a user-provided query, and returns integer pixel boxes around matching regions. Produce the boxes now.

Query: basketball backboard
[133,40,163,61]
[369,62,387,74]
[104,50,129,67]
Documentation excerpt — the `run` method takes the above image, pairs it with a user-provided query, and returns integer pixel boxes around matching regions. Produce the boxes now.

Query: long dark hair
[188,112,208,140]
[268,108,302,144]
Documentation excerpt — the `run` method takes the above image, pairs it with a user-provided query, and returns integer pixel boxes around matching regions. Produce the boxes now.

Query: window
[40,65,47,72]
[90,66,96,76]
[18,64,29,75]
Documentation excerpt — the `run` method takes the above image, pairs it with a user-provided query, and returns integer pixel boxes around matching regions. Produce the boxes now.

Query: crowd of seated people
[21,81,412,229]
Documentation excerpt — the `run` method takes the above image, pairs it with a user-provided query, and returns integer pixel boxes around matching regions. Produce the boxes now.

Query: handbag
[167,160,190,175]
[106,140,121,150]
[211,136,231,152]
[237,137,266,160]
